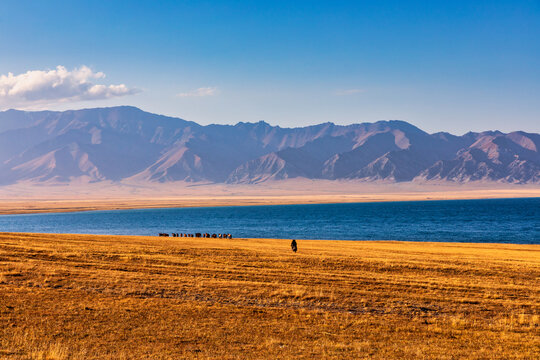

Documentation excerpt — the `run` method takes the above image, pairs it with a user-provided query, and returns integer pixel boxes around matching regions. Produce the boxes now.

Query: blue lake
[0,198,539,244]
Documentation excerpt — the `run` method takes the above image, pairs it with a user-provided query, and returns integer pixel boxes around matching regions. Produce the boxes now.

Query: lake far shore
[2,188,540,215]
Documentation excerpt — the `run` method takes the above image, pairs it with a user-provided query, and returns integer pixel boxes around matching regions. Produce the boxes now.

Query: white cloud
[0,65,139,107]
[177,87,218,97]
[335,88,366,96]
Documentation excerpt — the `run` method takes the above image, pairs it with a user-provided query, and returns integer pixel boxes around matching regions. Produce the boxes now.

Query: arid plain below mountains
[0,106,539,186]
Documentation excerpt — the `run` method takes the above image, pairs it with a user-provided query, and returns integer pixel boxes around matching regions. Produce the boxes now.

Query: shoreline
[1,191,540,215]
[1,232,539,247]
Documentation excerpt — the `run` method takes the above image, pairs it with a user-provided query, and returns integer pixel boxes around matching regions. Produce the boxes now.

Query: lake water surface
[0,198,538,244]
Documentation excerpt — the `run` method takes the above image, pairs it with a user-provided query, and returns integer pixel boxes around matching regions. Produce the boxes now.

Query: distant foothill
[0,106,538,185]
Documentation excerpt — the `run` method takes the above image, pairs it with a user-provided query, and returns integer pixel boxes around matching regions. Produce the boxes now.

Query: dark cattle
[227,234,232,239]
[205,233,210,238]
[218,234,222,238]
[291,239,297,253]
[195,233,202,238]
[212,234,217,238]
[158,233,169,237]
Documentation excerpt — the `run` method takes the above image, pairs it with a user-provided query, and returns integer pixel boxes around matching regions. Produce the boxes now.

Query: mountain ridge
[0,106,539,185]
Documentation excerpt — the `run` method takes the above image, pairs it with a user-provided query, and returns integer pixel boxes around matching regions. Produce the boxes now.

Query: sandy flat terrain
[0,233,538,359]
[0,179,539,214]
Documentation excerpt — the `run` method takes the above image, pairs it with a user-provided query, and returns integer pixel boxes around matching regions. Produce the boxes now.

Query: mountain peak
[0,108,538,185]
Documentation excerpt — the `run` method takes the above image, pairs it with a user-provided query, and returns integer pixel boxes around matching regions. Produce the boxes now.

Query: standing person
[291,239,297,253]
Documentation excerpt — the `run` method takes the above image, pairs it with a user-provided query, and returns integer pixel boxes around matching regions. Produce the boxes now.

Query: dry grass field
[0,232,538,359]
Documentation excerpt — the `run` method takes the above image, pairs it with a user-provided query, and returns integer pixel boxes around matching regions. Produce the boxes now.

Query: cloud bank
[335,88,366,96]
[177,87,218,97]
[0,65,138,107]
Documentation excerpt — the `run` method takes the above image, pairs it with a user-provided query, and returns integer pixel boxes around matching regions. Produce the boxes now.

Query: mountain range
[0,106,538,185]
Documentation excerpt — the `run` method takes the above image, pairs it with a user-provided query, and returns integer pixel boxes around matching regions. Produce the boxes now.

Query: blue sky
[0,0,538,133]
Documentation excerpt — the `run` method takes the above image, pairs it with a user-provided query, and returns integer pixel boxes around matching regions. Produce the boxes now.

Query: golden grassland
[0,232,539,359]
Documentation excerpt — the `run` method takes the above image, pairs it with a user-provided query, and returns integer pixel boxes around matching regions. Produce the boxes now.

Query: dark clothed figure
[291,239,298,253]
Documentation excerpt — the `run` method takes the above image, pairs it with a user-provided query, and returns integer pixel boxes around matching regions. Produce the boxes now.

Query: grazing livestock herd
[158,232,233,239]
[157,233,299,253]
